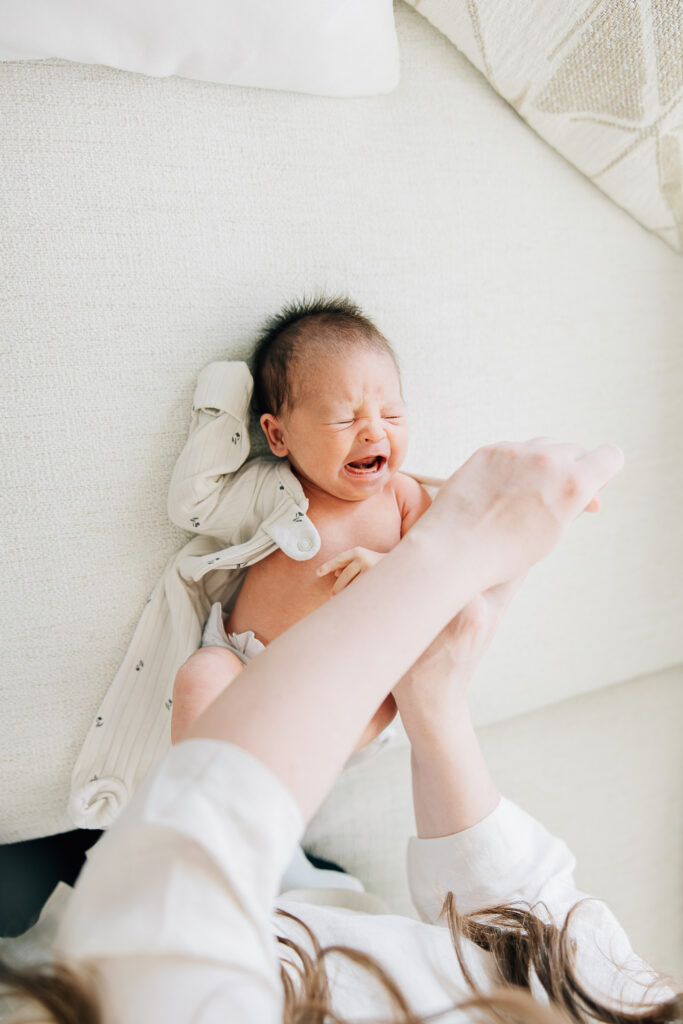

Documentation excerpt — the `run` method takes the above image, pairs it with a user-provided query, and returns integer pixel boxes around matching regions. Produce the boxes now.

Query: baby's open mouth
[344,455,387,476]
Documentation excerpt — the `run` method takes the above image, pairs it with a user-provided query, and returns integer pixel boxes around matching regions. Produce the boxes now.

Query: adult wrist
[402,509,487,607]
[409,711,500,839]
[405,696,471,758]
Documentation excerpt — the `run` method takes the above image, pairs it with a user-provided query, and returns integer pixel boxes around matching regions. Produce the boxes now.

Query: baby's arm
[316,546,385,594]
[316,475,433,593]
[167,361,253,541]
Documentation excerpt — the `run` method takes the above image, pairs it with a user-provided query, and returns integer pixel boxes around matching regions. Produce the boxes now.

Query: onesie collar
[265,461,321,561]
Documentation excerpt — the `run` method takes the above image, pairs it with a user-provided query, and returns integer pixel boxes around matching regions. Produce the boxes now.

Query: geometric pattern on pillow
[404,0,683,252]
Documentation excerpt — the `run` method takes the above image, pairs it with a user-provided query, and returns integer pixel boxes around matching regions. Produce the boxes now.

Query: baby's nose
[360,419,386,441]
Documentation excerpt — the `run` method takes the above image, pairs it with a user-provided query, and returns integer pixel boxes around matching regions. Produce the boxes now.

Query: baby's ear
[260,413,289,456]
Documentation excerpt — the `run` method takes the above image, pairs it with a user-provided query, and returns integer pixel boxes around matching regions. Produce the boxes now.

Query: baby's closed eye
[334,416,403,425]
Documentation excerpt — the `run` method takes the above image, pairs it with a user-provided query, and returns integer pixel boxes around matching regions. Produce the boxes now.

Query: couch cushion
[404,0,683,252]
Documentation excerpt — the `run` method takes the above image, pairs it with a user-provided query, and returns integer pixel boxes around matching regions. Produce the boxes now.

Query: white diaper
[200,602,266,664]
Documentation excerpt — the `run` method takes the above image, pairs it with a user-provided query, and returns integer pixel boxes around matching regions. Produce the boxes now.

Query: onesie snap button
[262,504,320,559]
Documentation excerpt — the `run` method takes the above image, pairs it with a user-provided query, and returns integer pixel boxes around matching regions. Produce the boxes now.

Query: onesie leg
[171,646,244,744]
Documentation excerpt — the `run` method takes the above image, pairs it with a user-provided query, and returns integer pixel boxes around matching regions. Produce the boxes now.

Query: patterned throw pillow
[404,0,683,252]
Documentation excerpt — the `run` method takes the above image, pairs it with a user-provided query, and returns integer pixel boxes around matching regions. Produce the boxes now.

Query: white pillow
[0,0,400,97]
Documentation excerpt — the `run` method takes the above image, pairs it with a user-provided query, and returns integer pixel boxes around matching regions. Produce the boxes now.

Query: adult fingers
[524,438,622,513]
[574,444,625,507]
[525,437,588,460]
[524,437,624,481]
[525,435,582,448]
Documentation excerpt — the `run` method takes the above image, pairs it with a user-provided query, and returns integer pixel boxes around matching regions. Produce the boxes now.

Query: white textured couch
[2,1,682,974]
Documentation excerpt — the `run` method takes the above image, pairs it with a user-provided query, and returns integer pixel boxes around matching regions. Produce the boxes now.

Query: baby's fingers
[316,560,341,578]
[316,550,355,577]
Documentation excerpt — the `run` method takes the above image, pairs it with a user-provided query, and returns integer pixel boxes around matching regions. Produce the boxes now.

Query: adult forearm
[409,701,500,838]
[186,525,482,823]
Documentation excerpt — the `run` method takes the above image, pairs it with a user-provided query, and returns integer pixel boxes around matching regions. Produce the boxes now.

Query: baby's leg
[172,641,364,894]
[171,647,244,745]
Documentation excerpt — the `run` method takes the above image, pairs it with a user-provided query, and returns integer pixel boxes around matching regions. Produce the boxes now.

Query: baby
[172,297,432,744]
[171,296,433,889]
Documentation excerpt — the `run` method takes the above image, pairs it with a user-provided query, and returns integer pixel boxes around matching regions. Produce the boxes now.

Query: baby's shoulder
[392,472,433,531]
[391,471,430,503]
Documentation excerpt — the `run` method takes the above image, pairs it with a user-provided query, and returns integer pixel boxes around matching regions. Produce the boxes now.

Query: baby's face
[261,348,409,502]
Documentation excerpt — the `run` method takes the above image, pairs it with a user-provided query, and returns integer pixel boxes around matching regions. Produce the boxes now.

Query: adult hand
[392,574,526,740]
[413,438,624,593]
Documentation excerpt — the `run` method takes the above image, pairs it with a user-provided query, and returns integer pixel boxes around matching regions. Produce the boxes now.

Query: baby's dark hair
[249,295,401,422]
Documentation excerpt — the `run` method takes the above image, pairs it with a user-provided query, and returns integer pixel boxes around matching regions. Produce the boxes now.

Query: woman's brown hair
[1,893,681,1024]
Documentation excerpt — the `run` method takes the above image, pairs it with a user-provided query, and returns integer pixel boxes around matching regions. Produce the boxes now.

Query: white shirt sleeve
[55,740,305,1024]
[406,796,672,1012]
[407,796,578,922]
[167,361,255,538]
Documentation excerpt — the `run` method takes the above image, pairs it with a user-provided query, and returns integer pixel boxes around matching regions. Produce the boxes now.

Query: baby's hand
[316,547,385,595]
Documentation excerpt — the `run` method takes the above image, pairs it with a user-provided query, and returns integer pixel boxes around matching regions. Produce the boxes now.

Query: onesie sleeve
[55,740,305,1024]
[406,796,671,1012]
[167,361,254,539]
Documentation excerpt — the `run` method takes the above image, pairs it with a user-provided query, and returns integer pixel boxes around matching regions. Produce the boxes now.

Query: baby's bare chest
[225,487,403,644]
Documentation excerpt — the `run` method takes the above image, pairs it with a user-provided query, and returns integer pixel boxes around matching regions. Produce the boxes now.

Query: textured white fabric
[2,3,683,846]
[0,0,400,97]
[404,0,683,252]
[54,739,668,1024]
